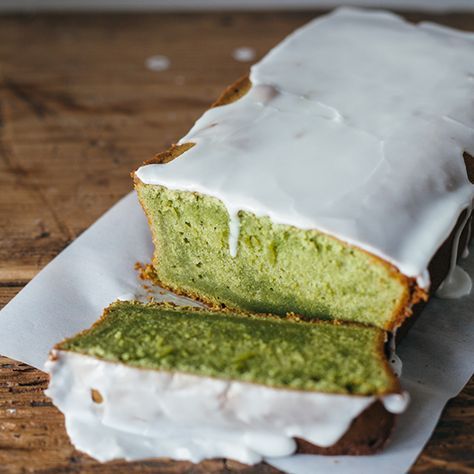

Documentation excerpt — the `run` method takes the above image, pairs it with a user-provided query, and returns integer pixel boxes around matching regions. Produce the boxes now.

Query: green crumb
[58,301,396,396]
[136,183,408,330]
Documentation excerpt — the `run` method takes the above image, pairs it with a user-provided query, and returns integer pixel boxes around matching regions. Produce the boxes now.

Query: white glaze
[462,222,471,258]
[228,211,241,258]
[382,392,410,414]
[116,292,136,301]
[45,351,407,464]
[436,265,472,299]
[436,205,473,298]
[136,8,474,290]
[388,332,403,378]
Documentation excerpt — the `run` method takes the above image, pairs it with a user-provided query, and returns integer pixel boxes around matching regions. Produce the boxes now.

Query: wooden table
[0,10,472,473]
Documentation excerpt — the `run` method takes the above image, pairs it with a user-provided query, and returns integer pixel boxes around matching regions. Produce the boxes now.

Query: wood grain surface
[0,10,473,474]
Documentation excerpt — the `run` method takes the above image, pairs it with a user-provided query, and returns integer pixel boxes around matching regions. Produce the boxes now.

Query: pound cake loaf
[45,301,408,463]
[134,8,474,331]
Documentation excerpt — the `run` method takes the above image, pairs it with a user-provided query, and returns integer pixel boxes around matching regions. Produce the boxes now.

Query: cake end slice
[45,301,408,464]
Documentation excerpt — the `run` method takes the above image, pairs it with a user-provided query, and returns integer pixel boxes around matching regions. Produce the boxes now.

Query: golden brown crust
[134,76,250,170]
[211,75,252,108]
[141,142,195,167]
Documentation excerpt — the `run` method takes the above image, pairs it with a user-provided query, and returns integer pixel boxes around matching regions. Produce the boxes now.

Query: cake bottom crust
[296,401,395,455]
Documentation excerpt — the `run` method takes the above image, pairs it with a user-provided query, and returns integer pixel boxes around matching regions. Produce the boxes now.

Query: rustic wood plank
[0,11,312,284]
[411,380,474,473]
[0,11,473,473]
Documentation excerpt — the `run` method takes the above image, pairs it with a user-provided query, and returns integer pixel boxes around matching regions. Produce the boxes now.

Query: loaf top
[136,8,474,291]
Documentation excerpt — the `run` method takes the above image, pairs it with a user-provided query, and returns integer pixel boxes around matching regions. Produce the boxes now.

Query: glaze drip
[436,204,473,299]
[436,265,472,299]
[388,332,403,378]
[228,210,240,258]
[461,218,471,258]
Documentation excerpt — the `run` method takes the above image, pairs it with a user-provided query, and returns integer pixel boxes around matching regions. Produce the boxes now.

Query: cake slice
[134,8,473,331]
[45,301,408,464]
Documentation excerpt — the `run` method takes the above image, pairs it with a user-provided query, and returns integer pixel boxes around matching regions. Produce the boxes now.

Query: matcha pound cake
[45,301,408,464]
[134,8,474,331]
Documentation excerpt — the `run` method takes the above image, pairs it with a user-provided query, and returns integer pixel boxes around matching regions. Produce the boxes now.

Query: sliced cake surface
[134,8,474,330]
[46,302,408,464]
[57,301,397,395]
[136,183,417,330]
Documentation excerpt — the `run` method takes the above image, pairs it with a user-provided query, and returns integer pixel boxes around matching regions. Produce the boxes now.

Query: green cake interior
[58,301,397,395]
[136,183,410,330]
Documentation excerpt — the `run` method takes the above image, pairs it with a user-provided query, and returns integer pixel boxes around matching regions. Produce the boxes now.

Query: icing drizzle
[228,210,241,258]
[436,205,473,298]
[388,331,403,378]
[136,8,474,290]
[436,265,472,299]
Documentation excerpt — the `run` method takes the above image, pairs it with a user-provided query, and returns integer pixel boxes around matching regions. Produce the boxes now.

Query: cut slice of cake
[45,301,408,464]
[133,8,473,331]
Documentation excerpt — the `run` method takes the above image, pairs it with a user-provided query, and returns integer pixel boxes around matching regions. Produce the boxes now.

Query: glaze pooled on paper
[45,351,408,464]
[136,8,474,289]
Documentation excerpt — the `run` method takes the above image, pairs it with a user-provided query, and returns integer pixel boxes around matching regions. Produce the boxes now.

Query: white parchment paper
[0,191,472,474]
